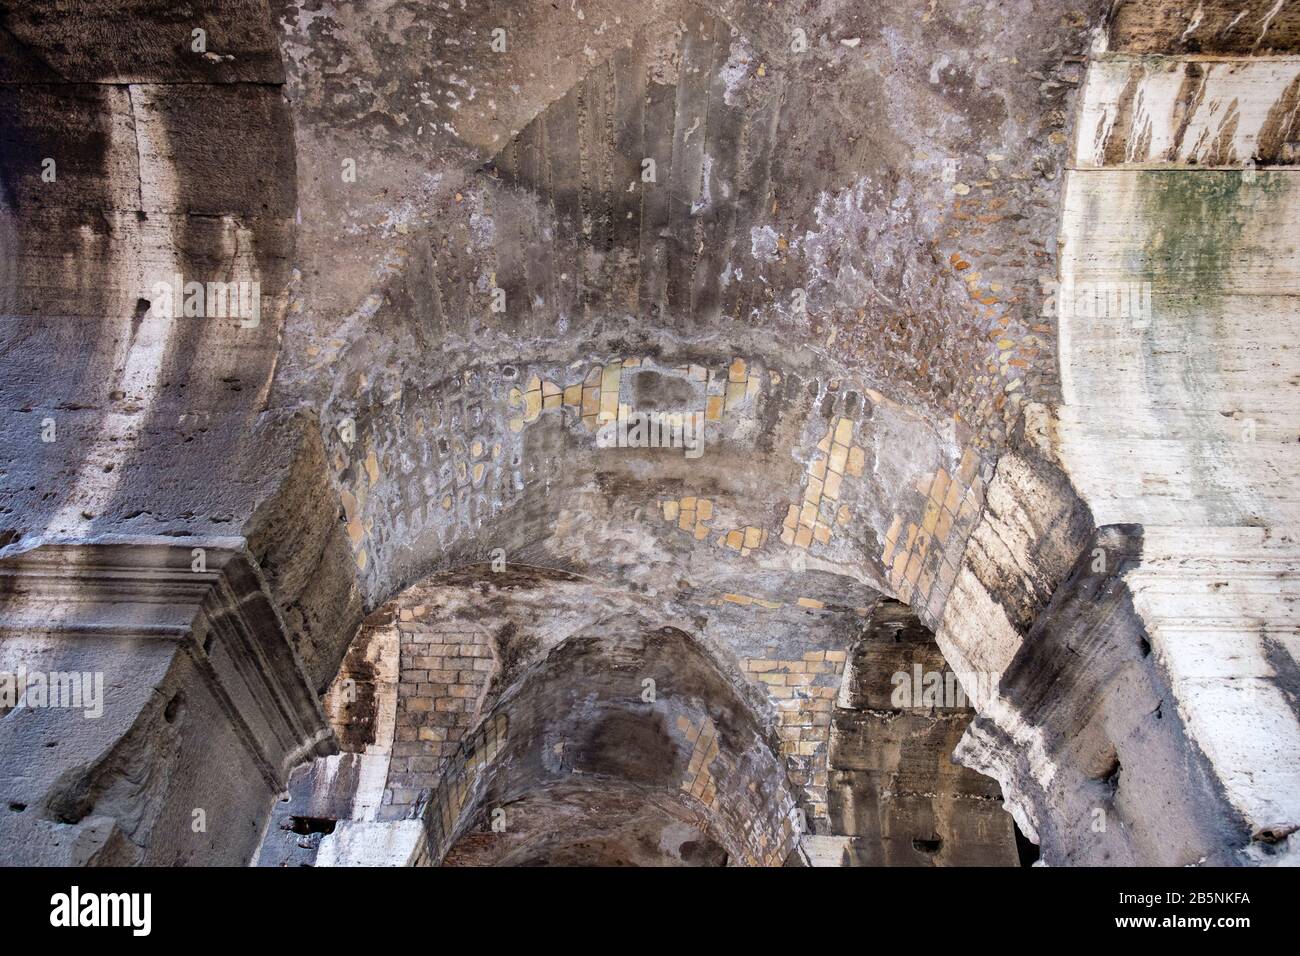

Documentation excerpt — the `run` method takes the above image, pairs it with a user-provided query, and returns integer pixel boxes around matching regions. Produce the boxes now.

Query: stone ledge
[0,535,335,788]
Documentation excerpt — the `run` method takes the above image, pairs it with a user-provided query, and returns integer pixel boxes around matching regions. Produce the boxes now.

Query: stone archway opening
[258,565,805,867]
[258,565,1034,868]
[817,599,1025,867]
[4,0,1293,873]
[428,624,798,867]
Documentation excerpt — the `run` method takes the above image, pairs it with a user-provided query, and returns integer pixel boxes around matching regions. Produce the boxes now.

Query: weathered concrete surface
[2,0,1297,867]
[0,0,286,83]
[0,75,297,541]
[316,820,427,867]
[932,449,1095,698]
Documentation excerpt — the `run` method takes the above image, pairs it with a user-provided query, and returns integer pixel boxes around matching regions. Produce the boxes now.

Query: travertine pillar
[0,537,334,865]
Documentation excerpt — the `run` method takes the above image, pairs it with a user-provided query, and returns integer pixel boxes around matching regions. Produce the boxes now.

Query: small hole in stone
[1252,825,1297,844]
[1105,758,1122,791]
[163,694,183,724]
[1139,636,1151,657]
[202,634,214,655]
[911,836,942,854]
[1091,744,1121,782]
[8,802,26,812]
[285,816,336,836]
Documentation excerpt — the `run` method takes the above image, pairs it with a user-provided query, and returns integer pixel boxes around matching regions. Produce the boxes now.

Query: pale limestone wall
[918,38,1300,863]
[1074,57,1300,168]
[1051,46,1300,846]
[315,820,429,866]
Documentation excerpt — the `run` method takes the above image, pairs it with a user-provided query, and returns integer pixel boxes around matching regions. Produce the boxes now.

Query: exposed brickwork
[826,601,1018,866]
[678,714,722,806]
[673,712,796,866]
[13,0,1289,873]
[335,364,525,580]
[509,354,767,434]
[881,445,991,628]
[661,495,770,553]
[383,604,497,813]
[745,651,848,826]
[424,712,509,855]
[781,415,867,550]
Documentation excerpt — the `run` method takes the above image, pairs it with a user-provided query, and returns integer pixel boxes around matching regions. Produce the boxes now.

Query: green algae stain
[1140,170,1288,297]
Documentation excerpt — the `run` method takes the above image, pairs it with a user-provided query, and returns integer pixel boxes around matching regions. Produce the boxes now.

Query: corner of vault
[241,404,366,692]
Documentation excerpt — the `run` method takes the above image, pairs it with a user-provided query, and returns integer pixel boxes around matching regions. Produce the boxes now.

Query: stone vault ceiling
[0,0,1297,869]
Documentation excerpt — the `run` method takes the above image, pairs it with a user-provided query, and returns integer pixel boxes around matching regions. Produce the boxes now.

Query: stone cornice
[0,535,336,789]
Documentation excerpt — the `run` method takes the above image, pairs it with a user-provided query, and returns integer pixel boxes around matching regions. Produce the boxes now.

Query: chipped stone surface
[1,0,1296,868]
[1077,56,1300,167]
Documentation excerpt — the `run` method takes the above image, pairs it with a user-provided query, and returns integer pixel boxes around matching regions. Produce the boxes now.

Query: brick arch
[264,561,867,865]
[421,621,800,866]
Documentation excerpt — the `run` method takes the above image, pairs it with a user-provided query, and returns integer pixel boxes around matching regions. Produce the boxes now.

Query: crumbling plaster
[1,0,1297,866]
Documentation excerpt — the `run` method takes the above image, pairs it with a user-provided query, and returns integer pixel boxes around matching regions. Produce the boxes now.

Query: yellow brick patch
[744,655,848,823]
[504,355,769,439]
[660,496,770,556]
[783,416,867,552]
[679,716,722,807]
[714,592,783,609]
[880,445,986,620]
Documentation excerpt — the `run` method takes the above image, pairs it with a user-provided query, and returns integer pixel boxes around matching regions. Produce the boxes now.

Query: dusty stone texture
[396,568,868,829]
[0,0,286,83]
[243,410,365,692]
[274,0,1105,546]
[0,0,340,866]
[259,0,1114,682]
[824,600,1020,867]
[0,540,332,866]
[932,448,1094,694]
[268,574,1024,867]
[2,0,1297,869]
